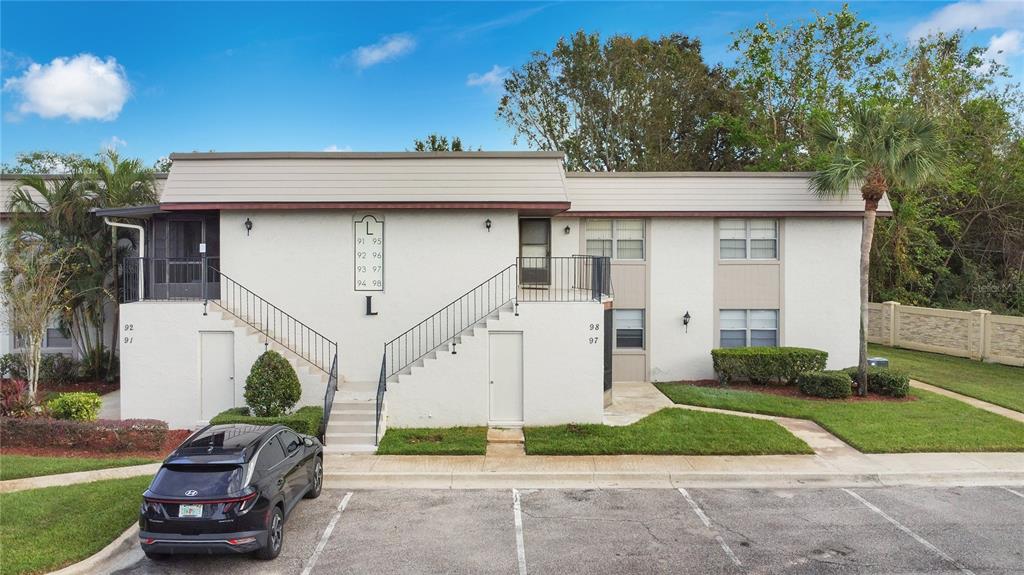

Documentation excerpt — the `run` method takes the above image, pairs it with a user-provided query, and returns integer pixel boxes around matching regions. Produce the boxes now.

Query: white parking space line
[512,489,528,575]
[842,489,975,575]
[301,491,353,575]
[1001,487,1024,500]
[677,488,742,567]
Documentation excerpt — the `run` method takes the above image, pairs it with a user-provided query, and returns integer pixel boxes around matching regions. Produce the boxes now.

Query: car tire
[144,550,169,561]
[304,456,323,500]
[255,507,284,560]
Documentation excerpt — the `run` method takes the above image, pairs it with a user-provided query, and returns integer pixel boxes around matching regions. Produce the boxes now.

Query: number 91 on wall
[354,215,384,291]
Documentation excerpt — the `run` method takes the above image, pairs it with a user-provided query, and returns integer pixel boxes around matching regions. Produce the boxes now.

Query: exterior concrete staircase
[325,381,378,454]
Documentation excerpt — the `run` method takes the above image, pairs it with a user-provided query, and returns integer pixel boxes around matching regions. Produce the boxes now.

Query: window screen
[614,309,645,349]
[719,220,748,259]
[615,219,644,260]
[720,219,778,260]
[720,310,778,347]
[585,219,613,258]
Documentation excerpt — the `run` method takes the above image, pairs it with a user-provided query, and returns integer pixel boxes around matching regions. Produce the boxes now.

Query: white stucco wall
[218,209,520,382]
[783,218,861,369]
[387,300,605,427]
[120,302,326,429]
[0,219,9,356]
[647,218,717,381]
[550,216,581,257]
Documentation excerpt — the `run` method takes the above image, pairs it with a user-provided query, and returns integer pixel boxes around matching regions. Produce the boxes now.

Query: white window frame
[613,309,645,350]
[585,219,645,260]
[719,309,779,348]
[719,219,778,260]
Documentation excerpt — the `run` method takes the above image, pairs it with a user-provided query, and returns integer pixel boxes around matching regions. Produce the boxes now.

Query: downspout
[103,218,145,301]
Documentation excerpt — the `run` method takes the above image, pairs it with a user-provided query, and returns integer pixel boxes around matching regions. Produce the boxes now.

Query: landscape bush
[244,350,302,417]
[712,347,828,385]
[842,367,911,398]
[39,354,80,386]
[0,417,168,452]
[210,406,323,436]
[46,392,102,421]
[0,379,36,418]
[797,371,854,399]
[0,354,26,380]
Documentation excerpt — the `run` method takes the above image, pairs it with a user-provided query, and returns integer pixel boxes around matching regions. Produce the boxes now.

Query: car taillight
[227,537,257,545]
[235,492,258,515]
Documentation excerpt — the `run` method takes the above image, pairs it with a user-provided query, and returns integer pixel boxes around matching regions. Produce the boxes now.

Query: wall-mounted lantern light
[564,225,571,235]
[244,217,253,236]
[485,218,492,232]
[683,310,691,333]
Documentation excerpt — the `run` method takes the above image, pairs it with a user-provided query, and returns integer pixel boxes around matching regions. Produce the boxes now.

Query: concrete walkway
[0,462,160,494]
[911,379,1024,423]
[606,382,863,458]
[98,389,120,420]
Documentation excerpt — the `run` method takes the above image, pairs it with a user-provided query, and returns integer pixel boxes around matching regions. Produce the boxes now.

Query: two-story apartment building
[11,151,885,454]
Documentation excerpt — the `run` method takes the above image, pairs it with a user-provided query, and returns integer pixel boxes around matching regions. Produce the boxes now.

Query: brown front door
[519,218,551,285]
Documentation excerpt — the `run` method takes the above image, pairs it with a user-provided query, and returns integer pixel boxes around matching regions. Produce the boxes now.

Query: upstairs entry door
[519,218,551,286]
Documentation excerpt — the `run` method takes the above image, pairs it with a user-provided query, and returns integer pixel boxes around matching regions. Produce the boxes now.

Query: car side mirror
[303,437,314,447]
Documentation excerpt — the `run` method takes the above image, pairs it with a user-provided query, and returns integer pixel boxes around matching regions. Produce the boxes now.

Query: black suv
[139,423,323,560]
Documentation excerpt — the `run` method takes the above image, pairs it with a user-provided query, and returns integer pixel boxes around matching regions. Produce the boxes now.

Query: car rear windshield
[149,464,245,498]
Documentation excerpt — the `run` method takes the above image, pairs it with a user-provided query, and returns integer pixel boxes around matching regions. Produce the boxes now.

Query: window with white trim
[614,309,645,349]
[585,219,644,260]
[719,219,778,260]
[720,309,778,348]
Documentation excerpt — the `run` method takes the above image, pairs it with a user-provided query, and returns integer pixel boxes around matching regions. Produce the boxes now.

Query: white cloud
[983,29,1023,65]
[908,1,1024,39]
[466,65,509,89]
[101,135,127,151]
[323,144,352,152]
[351,34,416,69]
[3,54,130,121]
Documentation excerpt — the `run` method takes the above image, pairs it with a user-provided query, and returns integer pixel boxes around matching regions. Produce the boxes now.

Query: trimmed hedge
[712,347,828,385]
[798,371,854,399]
[843,367,911,398]
[209,405,323,436]
[47,392,102,421]
[0,417,168,452]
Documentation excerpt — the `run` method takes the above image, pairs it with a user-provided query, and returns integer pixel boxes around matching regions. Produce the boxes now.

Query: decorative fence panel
[868,301,1024,367]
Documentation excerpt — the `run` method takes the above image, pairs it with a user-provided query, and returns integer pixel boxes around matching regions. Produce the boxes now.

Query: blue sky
[1,1,1022,166]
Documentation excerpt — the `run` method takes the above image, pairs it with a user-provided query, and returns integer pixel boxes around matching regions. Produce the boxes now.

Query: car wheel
[144,550,169,561]
[304,457,323,499]
[255,507,284,560]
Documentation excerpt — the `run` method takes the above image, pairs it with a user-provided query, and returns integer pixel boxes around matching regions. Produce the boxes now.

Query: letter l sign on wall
[354,215,384,291]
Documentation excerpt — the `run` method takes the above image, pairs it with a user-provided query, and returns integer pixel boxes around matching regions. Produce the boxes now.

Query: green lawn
[0,476,152,575]
[869,344,1024,413]
[0,454,156,481]
[524,408,812,456]
[377,426,488,455]
[655,384,1024,453]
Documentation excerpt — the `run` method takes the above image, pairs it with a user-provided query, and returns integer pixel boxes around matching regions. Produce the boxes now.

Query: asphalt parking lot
[114,486,1024,574]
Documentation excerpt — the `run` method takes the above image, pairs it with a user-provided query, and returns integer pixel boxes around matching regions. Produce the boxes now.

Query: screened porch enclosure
[120,213,221,302]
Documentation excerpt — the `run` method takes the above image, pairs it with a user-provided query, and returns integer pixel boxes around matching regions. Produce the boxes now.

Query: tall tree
[498,30,751,171]
[730,4,894,170]
[413,134,472,152]
[811,107,945,394]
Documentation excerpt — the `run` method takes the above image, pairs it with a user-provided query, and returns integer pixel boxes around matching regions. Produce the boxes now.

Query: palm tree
[810,106,945,395]
[91,150,158,376]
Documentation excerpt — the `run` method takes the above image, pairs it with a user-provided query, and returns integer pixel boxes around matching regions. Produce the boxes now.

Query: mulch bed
[0,428,191,460]
[682,380,917,402]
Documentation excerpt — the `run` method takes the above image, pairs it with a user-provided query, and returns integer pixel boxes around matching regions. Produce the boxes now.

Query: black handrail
[210,266,337,375]
[375,354,386,445]
[321,354,338,442]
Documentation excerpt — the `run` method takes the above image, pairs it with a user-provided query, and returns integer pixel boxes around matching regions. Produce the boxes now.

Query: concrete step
[329,410,375,422]
[323,443,377,454]
[326,432,376,440]
[326,422,377,434]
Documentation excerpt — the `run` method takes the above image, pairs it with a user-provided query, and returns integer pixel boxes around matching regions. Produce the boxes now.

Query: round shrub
[842,367,910,398]
[46,392,102,421]
[244,350,301,417]
[40,354,80,386]
[798,371,854,399]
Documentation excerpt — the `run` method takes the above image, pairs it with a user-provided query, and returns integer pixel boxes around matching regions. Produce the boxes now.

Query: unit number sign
[354,215,384,291]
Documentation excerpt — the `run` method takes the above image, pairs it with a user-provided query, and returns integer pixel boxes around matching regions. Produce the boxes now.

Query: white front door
[489,332,524,424]
[200,331,235,420]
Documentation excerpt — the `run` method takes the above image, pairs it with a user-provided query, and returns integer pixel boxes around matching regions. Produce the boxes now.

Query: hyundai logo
[184,490,199,496]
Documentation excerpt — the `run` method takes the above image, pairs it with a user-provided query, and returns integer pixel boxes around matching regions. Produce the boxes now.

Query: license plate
[178,504,203,518]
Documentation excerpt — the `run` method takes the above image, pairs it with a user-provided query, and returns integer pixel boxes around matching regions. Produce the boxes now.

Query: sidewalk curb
[46,523,142,575]
[0,463,161,494]
[324,470,1024,489]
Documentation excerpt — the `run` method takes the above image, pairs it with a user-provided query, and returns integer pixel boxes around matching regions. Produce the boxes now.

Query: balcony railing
[120,257,221,302]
